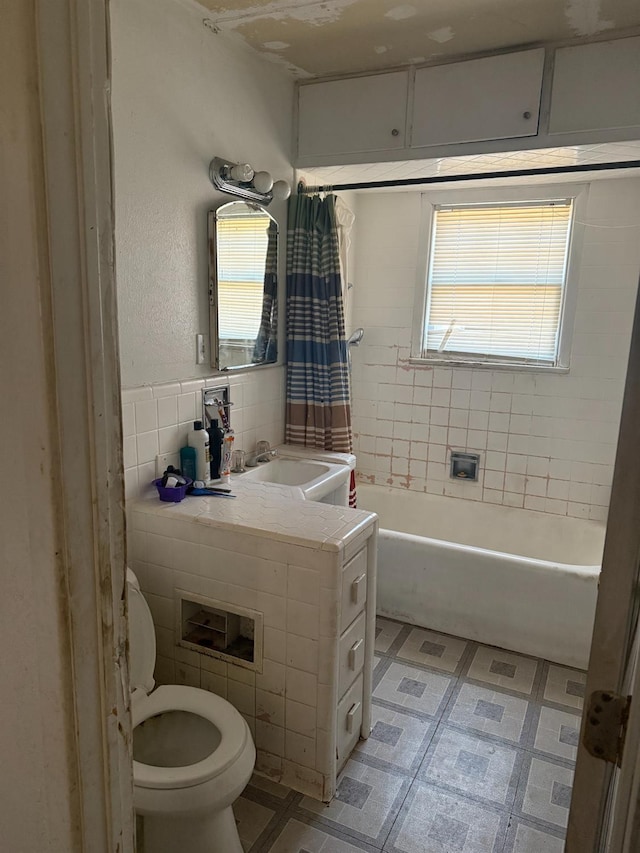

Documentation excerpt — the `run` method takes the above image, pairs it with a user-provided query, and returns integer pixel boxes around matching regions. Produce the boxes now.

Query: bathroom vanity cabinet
[128,479,378,801]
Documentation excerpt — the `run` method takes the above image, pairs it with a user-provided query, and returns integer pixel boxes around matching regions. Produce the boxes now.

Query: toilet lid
[127,574,156,695]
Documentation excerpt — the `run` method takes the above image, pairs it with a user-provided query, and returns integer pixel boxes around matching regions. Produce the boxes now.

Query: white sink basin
[238,457,350,502]
[240,459,330,486]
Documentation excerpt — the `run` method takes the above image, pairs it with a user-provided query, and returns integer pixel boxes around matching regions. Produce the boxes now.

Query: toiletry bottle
[220,431,235,485]
[179,445,197,482]
[208,418,224,480]
[188,420,211,482]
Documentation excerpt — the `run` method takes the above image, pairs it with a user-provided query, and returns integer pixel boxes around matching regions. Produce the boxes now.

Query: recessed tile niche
[176,590,263,672]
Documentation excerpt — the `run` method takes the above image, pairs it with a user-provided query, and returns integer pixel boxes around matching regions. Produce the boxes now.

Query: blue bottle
[179,445,197,482]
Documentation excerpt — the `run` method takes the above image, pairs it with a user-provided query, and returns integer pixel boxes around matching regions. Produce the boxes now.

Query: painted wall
[0,3,79,848]
[111,0,295,493]
[349,178,640,522]
[111,0,294,388]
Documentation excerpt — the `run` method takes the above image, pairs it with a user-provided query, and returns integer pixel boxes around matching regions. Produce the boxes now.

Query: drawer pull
[348,638,364,670]
[347,702,361,733]
[351,573,366,603]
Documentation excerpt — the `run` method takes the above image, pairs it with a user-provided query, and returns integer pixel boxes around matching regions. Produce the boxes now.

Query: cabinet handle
[391,128,400,136]
[351,573,366,603]
[348,638,364,670]
[522,110,532,120]
[347,701,361,733]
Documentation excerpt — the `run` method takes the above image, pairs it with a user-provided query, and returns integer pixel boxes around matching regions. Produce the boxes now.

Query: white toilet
[127,569,255,853]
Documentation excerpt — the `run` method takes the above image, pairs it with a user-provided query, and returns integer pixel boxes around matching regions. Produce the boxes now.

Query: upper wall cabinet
[297,72,408,157]
[549,37,640,135]
[411,49,545,148]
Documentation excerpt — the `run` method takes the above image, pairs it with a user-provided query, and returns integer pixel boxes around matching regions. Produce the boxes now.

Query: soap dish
[153,477,192,503]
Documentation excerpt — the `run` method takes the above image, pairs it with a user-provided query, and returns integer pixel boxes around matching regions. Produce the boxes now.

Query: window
[217,211,269,341]
[415,189,582,369]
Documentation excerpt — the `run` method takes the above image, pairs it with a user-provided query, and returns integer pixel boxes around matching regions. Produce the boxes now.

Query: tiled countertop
[130,476,377,552]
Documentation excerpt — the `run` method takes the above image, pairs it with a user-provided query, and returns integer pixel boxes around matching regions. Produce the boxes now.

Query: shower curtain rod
[297,159,640,194]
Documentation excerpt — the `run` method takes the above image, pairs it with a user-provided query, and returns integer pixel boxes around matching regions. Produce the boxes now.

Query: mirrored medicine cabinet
[208,200,279,371]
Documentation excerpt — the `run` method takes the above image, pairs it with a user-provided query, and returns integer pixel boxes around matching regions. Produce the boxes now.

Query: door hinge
[583,690,631,766]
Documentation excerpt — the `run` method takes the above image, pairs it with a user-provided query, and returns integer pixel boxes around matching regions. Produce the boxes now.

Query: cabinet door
[297,72,408,157]
[411,49,544,147]
[549,37,640,135]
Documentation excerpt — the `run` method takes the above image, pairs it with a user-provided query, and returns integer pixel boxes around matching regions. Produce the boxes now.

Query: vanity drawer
[336,673,364,768]
[338,611,366,697]
[341,547,367,630]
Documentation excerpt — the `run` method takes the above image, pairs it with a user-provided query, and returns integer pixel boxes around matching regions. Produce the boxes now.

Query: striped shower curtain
[252,220,278,363]
[285,193,356,506]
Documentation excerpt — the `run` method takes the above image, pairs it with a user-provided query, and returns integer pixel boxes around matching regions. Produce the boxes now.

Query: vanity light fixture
[209,156,291,205]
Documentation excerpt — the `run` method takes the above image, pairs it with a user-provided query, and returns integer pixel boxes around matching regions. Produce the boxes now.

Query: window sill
[408,357,570,374]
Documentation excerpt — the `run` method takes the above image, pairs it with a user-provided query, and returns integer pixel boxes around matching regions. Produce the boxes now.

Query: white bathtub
[357,483,606,669]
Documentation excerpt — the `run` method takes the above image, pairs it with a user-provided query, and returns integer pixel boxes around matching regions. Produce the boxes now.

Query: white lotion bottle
[188,420,211,482]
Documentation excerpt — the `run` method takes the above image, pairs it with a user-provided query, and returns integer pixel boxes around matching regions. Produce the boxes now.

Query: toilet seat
[133,684,249,790]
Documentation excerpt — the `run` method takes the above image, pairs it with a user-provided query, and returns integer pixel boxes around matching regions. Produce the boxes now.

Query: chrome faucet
[245,441,278,467]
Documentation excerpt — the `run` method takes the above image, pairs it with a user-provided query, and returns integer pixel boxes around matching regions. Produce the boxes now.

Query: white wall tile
[256,689,285,728]
[157,395,178,428]
[285,731,316,769]
[122,402,136,436]
[286,699,316,738]
[286,636,319,674]
[286,601,319,640]
[286,667,317,706]
[287,565,321,604]
[135,399,158,433]
[256,720,285,756]
[351,179,640,519]
[136,430,159,466]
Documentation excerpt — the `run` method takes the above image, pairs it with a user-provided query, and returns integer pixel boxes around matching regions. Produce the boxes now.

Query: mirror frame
[208,201,279,372]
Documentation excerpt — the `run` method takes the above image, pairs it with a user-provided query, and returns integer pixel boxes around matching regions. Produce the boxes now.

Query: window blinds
[217,214,269,340]
[423,200,573,365]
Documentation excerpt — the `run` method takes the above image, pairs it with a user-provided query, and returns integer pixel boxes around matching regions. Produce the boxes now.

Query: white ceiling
[196,0,640,77]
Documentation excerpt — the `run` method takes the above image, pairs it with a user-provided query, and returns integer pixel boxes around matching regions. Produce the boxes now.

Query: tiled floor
[235,617,586,852]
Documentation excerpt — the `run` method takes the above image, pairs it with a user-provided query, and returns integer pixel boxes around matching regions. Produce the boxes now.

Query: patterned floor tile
[396,627,470,674]
[298,759,409,846]
[264,817,380,852]
[232,620,587,852]
[375,618,405,654]
[354,702,436,773]
[502,817,565,852]
[247,773,297,802]
[542,665,586,710]
[516,756,574,830]
[445,683,531,744]
[466,646,539,695]
[384,780,507,853]
[373,661,453,717]
[418,725,522,808]
[533,706,580,762]
[234,796,278,852]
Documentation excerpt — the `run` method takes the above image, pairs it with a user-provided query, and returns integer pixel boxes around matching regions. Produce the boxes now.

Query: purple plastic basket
[153,477,192,502]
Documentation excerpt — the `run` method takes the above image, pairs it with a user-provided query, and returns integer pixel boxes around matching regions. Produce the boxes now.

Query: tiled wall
[349,179,640,522]
[127,500,376,798]
[128,515,332,796]
[121,366,286,500]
